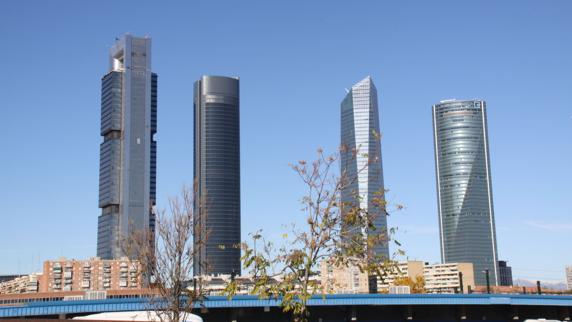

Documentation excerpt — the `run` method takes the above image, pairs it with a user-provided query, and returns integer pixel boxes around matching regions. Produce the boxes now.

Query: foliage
[393,276,426,294]
[225,147,403,322]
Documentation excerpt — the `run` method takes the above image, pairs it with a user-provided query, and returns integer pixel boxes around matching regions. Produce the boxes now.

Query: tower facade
[97,35,157,259]
[340,76,389,259]
[193,76,240,276]
[498,260,513,286]
[432,99,498,286]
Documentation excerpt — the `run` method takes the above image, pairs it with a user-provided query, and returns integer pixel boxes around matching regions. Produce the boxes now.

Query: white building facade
[340,76,389,258]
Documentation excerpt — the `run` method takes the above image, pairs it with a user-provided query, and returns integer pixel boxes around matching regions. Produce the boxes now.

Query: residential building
[1,257,142,295]
[0,274,40,294]
[320,260,370,294]
[39,257,141,292]
[498,260,513,286]
[388,285,411,294]
[193,76,241,276]
[97,35,158,259]
[566,266,572,290]
[424,262,475,294]
[432,99,499,286]
[340,76,389,258]
[194,274,282,296]
[376,261,424,290]
[320,260,474,294]
[0,275,22,283]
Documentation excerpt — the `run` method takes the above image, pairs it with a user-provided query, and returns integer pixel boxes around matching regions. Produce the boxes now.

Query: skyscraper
[340,76,389,258]
[97,35,157,259]
[432,99,498,286]
[498,260,513,286]
[193,76,240,276]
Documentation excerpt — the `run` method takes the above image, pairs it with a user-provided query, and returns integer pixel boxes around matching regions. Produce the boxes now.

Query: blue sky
[1,1,571,282]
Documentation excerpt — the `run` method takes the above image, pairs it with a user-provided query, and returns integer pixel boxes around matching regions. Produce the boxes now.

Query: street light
[483,269,491,294]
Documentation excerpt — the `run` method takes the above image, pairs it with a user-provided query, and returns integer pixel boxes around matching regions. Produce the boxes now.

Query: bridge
[1,294,571,321]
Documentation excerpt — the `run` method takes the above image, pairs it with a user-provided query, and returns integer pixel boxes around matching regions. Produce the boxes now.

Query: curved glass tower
[432,99,498,286]
[340,76,389,259]
[193,76,241,276]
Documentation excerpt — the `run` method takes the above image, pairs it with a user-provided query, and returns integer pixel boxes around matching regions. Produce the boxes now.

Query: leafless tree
[123,185,206,322]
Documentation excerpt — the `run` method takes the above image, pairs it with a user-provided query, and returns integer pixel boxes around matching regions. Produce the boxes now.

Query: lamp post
[483,269,491,294]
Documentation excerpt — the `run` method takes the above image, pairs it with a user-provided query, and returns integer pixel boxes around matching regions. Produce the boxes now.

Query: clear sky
[1,1,571,283]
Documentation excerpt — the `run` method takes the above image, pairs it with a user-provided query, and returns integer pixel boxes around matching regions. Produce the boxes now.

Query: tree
[226,147,403,322]
[123,186,206,322]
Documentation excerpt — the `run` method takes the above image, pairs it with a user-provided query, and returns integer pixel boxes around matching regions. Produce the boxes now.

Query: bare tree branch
[123,185,207,322]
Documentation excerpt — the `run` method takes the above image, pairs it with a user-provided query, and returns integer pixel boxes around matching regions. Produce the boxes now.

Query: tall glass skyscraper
[432,99,498,286]
[97,35,157,259]
[193,76,241,276]
[340,76,389,259]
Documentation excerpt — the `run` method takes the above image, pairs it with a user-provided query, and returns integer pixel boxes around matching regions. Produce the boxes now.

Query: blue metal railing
[1,293,571,318]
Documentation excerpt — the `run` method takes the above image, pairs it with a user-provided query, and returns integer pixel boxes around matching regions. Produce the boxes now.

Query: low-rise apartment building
[377,261,424,290]
[424,262,475,293]
[320,260,475,294]
[320,261,370,294]
[0,257,144,294]
[39,257,141,292]
[0,274,40,294]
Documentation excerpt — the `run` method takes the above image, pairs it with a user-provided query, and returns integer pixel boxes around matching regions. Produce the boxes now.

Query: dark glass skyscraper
[498,260,513,286]
[97,35,157,259]
[340,76,389,259]
[432,99,498,286]
[193,76,240,276]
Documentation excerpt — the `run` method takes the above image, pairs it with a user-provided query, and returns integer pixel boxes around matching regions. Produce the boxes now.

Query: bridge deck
[1,294,571,319]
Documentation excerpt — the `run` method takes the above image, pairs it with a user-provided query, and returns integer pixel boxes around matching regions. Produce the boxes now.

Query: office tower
[432,99,498,286]
[97,35,157,259]
[566,266,572,290]
[340,76,389,258]
[193,76,240,276]
[498,260,513,286]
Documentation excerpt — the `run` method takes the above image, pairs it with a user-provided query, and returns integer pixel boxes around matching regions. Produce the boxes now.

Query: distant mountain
[513,278,568,291]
